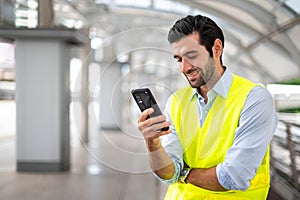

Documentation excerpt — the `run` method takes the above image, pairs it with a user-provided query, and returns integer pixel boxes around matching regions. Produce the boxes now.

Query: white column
[99,61,122,130]
[0,29,87,172]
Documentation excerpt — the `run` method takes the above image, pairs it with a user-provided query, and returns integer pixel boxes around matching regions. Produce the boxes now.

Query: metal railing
[270,118,300,199]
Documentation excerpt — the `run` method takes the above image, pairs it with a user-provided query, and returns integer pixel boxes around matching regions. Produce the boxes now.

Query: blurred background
[0,0,299,199]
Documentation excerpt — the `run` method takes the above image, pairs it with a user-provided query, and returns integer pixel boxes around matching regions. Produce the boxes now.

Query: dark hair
[168,15,224,64]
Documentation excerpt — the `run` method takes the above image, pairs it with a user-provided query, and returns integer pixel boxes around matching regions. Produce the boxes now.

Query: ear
[212,39,223,60]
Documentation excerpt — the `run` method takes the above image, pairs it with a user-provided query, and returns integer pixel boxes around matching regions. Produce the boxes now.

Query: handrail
[285,123,299,189]
[270,118,300,199]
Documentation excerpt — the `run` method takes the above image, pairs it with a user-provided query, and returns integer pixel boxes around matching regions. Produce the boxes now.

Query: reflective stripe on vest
[165,74,270,200]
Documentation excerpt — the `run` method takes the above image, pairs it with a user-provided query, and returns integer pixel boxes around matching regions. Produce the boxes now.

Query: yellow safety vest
[165,74,270,200]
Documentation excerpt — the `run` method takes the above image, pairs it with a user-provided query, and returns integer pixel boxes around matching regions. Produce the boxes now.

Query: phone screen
[131,88,169,131]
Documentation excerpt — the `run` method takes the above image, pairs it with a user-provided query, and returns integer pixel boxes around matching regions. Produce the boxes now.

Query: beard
[186,57,216,88]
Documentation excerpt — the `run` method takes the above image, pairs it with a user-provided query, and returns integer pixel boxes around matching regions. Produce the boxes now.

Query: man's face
[171,33,216,88]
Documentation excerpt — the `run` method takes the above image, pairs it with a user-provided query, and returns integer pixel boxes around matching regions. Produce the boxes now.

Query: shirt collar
[190,67,233,101]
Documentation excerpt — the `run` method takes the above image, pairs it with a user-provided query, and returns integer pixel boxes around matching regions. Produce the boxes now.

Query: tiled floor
[0,101,288,200]
[0,101,168,200]
[0,134,168,200]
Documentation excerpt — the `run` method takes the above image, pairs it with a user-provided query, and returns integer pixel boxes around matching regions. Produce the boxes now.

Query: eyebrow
[173,55,180,59]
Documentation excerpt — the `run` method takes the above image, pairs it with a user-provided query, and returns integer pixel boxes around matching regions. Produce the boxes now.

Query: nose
[181,58,193,73]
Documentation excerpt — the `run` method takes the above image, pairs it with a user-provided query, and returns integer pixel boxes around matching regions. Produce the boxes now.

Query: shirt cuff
[216,163,250,191]
[216,164,231,190]
[153,157,181,185]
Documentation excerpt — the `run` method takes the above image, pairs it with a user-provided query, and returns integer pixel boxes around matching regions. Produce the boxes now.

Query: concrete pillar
[99,61,122,130]
[95,40,122,130]
[80,28,91,143]
[0,29,87,172]
[0,0,15,27]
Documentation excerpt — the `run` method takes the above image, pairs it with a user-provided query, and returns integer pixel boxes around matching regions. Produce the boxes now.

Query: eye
[174,55,182,63]
[186,54,197,60]
[176,58,182,63]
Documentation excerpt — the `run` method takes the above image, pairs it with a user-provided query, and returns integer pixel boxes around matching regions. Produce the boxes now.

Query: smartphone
[131,88,169,131]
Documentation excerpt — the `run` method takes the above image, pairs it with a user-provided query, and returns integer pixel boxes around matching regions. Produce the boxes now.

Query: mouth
[185,68,201,78]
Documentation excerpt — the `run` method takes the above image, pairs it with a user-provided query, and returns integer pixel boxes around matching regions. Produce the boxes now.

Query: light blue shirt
[157,67,278,190]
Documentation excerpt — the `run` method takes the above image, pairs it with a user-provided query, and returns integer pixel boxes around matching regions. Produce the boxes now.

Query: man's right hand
[137,108,171,152]
[137,108,175,179]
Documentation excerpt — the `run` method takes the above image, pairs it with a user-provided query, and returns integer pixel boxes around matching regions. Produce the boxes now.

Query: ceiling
[19,0,300,84]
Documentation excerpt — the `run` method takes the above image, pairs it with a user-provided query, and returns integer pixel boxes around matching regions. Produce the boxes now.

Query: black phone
[131,88,169,131]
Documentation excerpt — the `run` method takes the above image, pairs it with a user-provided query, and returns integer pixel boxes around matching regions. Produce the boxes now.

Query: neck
[198,65,225,101]
[197,86,209,103]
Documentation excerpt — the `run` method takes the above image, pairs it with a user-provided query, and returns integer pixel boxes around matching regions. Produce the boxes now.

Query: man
[137,15,277,199]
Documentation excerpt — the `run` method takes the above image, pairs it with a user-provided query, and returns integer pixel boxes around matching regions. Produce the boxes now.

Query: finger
[137,114,155,132]
[138,119,151,132]
[158,128,172,137]
[148,120,170,132]
[139,115,168,133]
[139,120,171,141]
[149,115,167,125]
[146,127,172,140]
[138,117,163,133]
[138,108,154,123]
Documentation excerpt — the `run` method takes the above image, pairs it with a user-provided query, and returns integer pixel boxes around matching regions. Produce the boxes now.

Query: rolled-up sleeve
[154,95,184,185]
[216,86,278,190]
[155,132,183,184]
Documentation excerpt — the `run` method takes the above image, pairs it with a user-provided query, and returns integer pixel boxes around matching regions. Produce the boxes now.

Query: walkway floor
[0,131,168,200]
[0,101,287,200]
[0,100,168,200]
